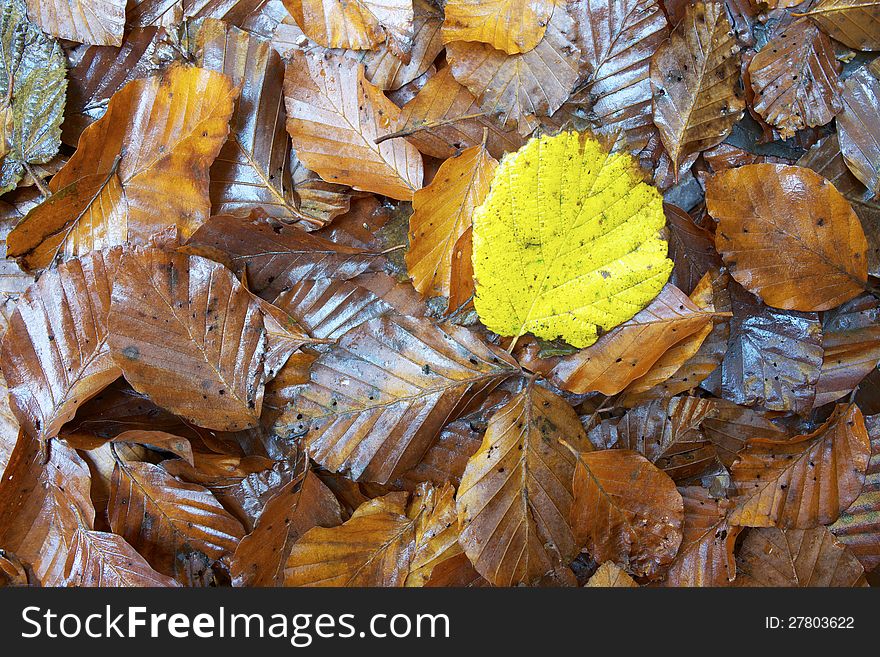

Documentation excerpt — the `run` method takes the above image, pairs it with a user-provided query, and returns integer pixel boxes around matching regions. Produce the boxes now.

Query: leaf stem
[374,113,491,146]
[22,161,50,198]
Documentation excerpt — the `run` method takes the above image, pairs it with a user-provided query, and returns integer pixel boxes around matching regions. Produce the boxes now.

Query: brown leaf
[184,210,379,301]
[584,561,639,587]
[273,315,518,483]
[550,284,717,395]
[231,468,343,586]
[441,0,555,55]
[108,248,267,432]
[729,403,871,528]
[650,1,744,172]
[111,430,194,465]
[747,19,842,139]
[446,6,580,136]
[707,163,868,311]
[814,295,880,408]
[25,0,126,46]
[284,485,452,586]
[837,61,880,196]
[799,0,880,51]
[457,381,591,586]
[406,143,496,308]
[109,458,246,583]
[831,416,880,571]
[424,552,490,587]
[195,19,332,230]
[283,0,414,57]
[735,526,867,586]
[798,133,880,277]
[661,486,739,587]
[391,67,525,160]
[65,525,180,587]
[665,204,723,295]
[589,396,724,484]
[0,437,94,585]
[284,52,423,200]
[570,448,684,578]
[572,0,669,152]
[701,400,789,468]
[1,249,121,440]
[6,66,238,271]
[405,482,461,586]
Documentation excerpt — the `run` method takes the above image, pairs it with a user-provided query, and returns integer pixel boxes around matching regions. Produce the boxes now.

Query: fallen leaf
[837,60,880,196]
[406,143,496,308]
[108,247,267,432]
[831,416,880,571]
[650,1,744,173]
[570,448,684,579]
[6,65,238,271]
[571,0,668,152]
[457,381,591,586]
[748,19,842,139]
[549,284,715,394]
[25,0,126,46]
[1,249,121,441]
[0,0,67,194]
[799,0,880,51]
[661,486,739,587]
[473,131,672,349]
[273,315,518,483]
[441,0,555,55]
[109,458,246,584]
[701,400,789,469]
[707,163,868,311]
[584,562,638,587]
[445,6,580,136]
[284,52,423,200]
[729,403,871,528]
[665,204,723,295]
[405,483,460,586]
[735,526,867,586]
[231,468,343,586]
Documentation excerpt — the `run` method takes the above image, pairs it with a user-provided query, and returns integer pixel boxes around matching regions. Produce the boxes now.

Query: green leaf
[0,0,66,194]
[472,131,672,348]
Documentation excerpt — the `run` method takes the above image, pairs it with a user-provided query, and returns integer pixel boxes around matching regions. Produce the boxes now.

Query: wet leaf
[570,448,684,578]
[729,403,871,528]
[108,248,267,432]
[837,61,880,196]
[25,0,126,46]
[799,0,880,51]
[584,562,638,587]
[735,526,867,586]
[0,0,66,194]
[406,143,496,309]
[284,52,423,200]
[457,381,591,586]
[748,19,842,139]
[441,0,555,55]
[65,525,180,587]
[273,315,518,483]
[707,164,868,311]
[6,65,238,271]
[665,204,723,295]
[473,131,672,349]
[650,1,744,173]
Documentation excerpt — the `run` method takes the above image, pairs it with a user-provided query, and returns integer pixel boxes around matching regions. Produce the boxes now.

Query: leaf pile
[1,0,879,588]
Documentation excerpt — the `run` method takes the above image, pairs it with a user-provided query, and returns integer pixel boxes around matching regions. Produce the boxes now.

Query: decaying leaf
[457,381,591,586]
[736,526,867,586]
[570,448,684,579]
[6,65,238,271]
[747,19,842,139]
[707,164,868,312]
[284,52,423,200]
[0,0,67,194]
[441,0,555,55]
[650,1,744,173]
[108,248,267,432]
[273,315,518,483]
[729,404,871,528]
[25,0,126,46]
[799,0,880,51]
[585,562,638,587]
[837,61,880,196]
[473,131,672,349]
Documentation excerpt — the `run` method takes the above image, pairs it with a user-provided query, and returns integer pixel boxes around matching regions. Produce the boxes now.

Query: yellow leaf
[472,131,672,349]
